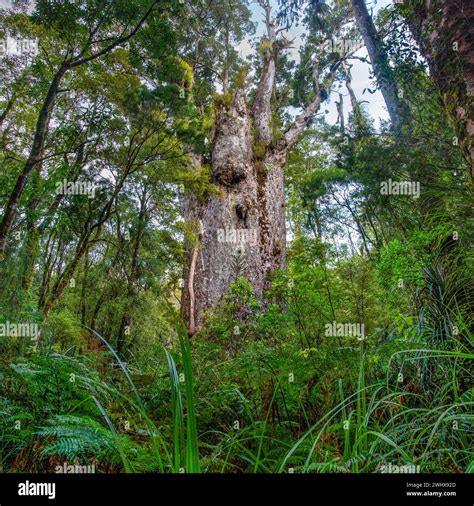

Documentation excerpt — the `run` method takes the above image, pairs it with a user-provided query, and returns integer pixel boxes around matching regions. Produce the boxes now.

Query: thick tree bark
[351,0,408,130]
[405,0,474,181]
[181,89,286,333]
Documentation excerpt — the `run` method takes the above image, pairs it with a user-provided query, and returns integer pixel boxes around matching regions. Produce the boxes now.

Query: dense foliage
[0,0,472,475]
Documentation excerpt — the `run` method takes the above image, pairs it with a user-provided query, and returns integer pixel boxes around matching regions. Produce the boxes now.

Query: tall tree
[181,0,344,334]
[350,0,408,131]
[0,0,169,258]
[402,0,474,181]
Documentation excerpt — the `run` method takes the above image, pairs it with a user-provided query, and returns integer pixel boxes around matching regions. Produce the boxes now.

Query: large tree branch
[278,44,363,156]
[69,0,159,68]
[277,58,341,155]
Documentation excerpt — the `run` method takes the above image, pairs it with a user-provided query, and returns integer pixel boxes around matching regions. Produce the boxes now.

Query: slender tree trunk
[40,156,135,316]
[118,185,148,352]
[41,236,89,316]
[343,62,367,136]
[0,91,16,130]
[405,0,474,181]
[351,0,408,130]
[21,146,86,290]
[22,213,40,291]
[80,246,90,325]
[336,93,345,133]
